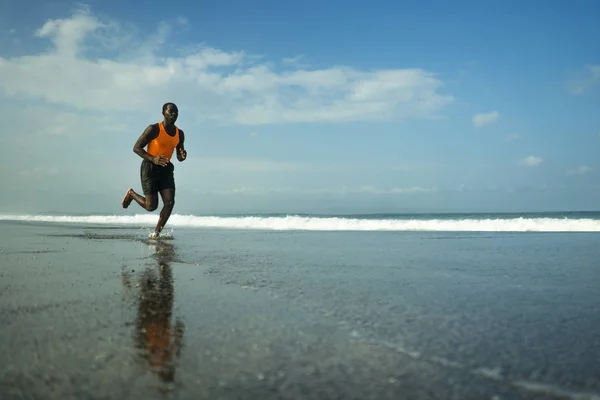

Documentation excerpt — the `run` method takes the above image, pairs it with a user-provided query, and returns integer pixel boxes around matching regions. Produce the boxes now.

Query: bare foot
[122,189,133,208]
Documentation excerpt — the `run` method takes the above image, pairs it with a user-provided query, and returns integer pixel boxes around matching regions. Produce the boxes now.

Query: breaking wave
[1,213,600,232]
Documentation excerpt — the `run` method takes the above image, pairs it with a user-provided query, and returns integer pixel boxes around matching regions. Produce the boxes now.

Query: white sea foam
[1,213,600,232]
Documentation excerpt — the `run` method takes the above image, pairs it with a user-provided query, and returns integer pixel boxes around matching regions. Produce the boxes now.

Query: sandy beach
[1,219,599,400]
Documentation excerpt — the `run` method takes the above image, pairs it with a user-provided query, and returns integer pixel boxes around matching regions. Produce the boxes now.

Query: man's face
[164,105,178,123]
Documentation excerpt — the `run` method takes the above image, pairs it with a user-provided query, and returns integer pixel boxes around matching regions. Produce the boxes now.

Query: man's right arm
[133,124,158,162]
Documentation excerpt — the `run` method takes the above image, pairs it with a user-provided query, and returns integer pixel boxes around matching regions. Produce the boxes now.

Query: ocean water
[1,211,599,399]
[2,210,600,231]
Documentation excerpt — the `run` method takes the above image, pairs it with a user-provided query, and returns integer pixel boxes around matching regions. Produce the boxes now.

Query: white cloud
[504,133,520,142]
[189,157,309,173]
[199,186,438,196]
[282,55,304,65]
[0,7,454,126]
[567,65,600,95]
[175,16,191,28]
[177,157,356,179]
[19,166,60,177]
[518,156,543,167]
[34,5,103,58]
[0,105,130,140]
[388,186,437,194]
[345,186,437,195]
[472,111,499,128]
[281,55,313,69]
[568,165,594,175]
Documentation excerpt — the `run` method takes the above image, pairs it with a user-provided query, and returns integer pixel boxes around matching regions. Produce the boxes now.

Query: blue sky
[1,0,599,214]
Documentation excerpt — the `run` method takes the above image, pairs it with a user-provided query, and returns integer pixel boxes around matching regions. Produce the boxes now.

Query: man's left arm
[176,130,187,162]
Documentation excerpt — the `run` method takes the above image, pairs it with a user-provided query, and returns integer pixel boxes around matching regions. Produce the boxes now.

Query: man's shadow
[122,239,185,384]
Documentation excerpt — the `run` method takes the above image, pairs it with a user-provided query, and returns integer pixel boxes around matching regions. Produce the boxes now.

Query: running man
[122,103,187,238]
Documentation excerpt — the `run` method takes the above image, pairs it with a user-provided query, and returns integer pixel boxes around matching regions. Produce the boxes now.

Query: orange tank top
[147,122,179,161]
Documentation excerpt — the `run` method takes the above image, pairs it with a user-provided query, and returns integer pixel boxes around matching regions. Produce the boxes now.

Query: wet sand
[1,221,599,400]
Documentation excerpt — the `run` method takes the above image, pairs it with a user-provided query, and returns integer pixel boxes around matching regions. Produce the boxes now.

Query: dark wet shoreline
[1,221,599,400]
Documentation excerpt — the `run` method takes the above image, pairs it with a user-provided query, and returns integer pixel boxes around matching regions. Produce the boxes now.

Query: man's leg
[154,188,175,234]
[123,160,159,211]
[125,189,158,211]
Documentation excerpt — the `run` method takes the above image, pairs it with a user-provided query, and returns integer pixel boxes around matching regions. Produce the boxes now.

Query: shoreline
[1,222,599,399]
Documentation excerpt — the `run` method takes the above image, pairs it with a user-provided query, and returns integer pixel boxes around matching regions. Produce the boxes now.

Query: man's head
[162,102,178,124]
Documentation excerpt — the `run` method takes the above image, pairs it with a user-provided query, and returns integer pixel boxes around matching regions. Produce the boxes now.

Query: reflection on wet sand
[123,240,185,385]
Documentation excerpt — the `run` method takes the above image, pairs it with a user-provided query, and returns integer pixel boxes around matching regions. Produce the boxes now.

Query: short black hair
[162,102,177,112]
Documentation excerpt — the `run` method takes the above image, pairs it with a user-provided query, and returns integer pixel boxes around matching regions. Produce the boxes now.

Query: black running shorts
[140,159,175,195]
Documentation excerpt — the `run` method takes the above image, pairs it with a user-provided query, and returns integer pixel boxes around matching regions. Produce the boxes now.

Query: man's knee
[164,198,175,208]
[145,197,158,211]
